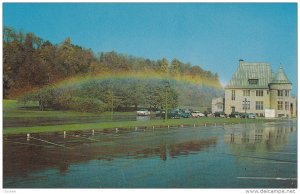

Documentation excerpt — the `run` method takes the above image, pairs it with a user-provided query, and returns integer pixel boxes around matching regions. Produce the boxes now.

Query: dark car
[229,112,240,118]
[172,109,191,118]
[240,113,257,119]
[214,112,227,118]
[239,113,248,118]
[161,109,179,119]
[161,109,191,119]
[169,110,181,119]
[178,111,191,118]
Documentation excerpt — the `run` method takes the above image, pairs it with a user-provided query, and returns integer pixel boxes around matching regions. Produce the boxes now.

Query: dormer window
[248,79,258,85]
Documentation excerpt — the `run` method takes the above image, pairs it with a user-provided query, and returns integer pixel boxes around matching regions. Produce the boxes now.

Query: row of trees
[19,78,179,112]
[96,51,220,83]
[19,75,224,113]
[4,27,221,99]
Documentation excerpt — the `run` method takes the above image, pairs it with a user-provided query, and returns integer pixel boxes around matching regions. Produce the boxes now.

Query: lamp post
[164,81,170,120]
[111,90,114,120]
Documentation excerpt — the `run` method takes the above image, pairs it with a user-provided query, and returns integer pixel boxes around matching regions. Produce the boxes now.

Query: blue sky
[3,3,298,94]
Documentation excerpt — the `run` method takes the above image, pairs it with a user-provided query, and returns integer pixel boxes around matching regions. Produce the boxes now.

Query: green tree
[99,51,132,72]
[158,58,169,74]
[18,86,56,111]
[56,38,95,77]
[171,59,180,76]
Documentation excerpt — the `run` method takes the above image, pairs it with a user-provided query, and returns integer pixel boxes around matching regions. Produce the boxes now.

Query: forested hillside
[4,27,223,112]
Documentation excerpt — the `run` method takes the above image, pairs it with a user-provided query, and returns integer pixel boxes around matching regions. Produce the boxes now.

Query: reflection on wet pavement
[4,129,217,177]
[3,120,297,188]
[4,115,154,127]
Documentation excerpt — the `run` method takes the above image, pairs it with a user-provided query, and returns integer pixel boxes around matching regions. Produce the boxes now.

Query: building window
[256,101,264,110]
[231,90,235,101]
[243,90,250,96]
[256,90,263,96]
[285,90,289,97]
[248,79,258,85]
[278,90,283,96]
[255,134,263,143]
[277,101,283,110]
[285,102,289,110]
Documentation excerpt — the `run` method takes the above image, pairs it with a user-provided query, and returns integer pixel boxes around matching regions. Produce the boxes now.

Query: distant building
[224,60,296,118]
[211,97,224,113]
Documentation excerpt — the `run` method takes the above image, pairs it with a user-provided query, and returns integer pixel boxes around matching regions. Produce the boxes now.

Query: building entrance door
[231,106,235,113]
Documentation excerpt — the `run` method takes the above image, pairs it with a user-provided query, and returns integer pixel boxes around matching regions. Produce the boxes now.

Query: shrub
[69,97,107,113]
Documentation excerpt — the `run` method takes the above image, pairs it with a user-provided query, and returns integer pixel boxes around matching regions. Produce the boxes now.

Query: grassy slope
[3,100,273,135]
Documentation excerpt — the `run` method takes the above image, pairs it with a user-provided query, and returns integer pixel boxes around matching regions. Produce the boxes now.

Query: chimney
[239,59,244,66]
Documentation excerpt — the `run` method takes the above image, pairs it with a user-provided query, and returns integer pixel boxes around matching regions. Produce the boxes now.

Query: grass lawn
[3,100,135,118]
[3,100,276,135]
[3,116,271,135]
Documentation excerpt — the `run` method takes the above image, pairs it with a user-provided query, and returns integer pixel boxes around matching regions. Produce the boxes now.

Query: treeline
[18,76,223,113]
[4,27,221,99]
[4,27,95,98]
[19,78,179,112]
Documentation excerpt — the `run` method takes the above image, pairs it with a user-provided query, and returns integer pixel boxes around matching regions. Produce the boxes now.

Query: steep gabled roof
[225,62,273,89]
[270,66,291,84]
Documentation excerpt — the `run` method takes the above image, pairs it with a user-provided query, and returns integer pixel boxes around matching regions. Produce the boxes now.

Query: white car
[191,111,205,118]
[137,109,151,116]
[248,113,256,119]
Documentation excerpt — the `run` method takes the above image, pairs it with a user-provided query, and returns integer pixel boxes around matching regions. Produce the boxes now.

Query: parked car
[229,112,240,118]
[239,113,256,119]
[248,113,256,119]
[178,110,192,118]
[161,109,179,119]
[137,109,151,116]
[173,109,191,118]
[239,113,248,118]
[214,112,227,118]
[161,109,192,119]
[191,111,205,118]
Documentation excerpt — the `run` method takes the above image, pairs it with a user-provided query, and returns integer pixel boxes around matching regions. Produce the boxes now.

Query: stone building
[211,97,224,113]
[224,60,296,117]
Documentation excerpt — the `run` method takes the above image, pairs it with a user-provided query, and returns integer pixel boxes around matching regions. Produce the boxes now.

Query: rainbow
[54,71,221,88]
[18,70,222,97]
